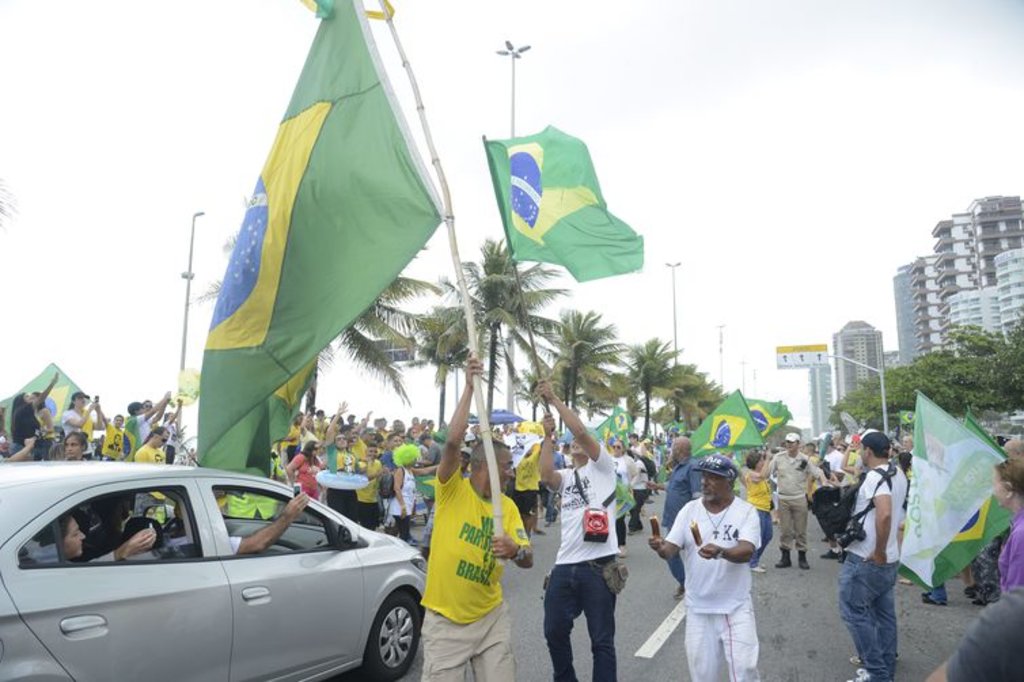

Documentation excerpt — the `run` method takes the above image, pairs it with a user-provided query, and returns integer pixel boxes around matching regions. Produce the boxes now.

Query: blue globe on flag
[211,178,269,329]
[712,420,732,448]
[509,151,542,228]
[751,409,768,433]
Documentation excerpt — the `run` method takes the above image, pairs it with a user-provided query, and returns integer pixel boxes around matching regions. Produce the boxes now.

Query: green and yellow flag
[594,407,633,442]
[199,1,442,476]
[690,390,764,456]
[1,364,82,428]
[483,126,644,282]
[745,399,792,438]
[900,394,1010,588]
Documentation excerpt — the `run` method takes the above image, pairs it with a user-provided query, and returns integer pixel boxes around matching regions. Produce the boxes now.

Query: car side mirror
[333,521,364,550]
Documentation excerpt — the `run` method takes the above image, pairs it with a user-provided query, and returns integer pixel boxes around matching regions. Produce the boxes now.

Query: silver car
[0,462,424,681]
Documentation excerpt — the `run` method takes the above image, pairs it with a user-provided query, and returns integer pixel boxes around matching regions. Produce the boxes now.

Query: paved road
[344,502,981,681]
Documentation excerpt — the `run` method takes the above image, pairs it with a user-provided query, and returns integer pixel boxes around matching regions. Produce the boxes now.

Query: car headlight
[410,556,427,574]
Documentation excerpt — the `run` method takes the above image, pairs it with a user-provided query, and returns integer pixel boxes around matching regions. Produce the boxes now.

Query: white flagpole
[376,2,505,533]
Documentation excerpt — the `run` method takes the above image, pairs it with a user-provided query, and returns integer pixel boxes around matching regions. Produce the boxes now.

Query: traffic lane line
[634,598,687,659]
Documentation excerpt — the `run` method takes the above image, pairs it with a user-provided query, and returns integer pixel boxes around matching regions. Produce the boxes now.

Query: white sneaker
[846,668,871,682]
[751,566,767,574]
[849,656,862,666]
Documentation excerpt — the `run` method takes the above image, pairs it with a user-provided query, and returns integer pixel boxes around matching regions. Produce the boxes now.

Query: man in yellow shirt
[514,442,542,538]
[134,427,169,464]
[421,356,532,682]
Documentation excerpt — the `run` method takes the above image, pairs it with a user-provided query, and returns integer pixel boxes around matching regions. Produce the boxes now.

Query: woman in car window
[287,440,324,500]
[61,512,156,562]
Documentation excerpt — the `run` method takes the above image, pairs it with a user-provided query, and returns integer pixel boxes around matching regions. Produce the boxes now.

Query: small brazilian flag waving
[595,407,633,442]
[199,1,442,476]
[483,126,644,282]
[745,399,792,438]
[690,391,765,457]
[900,410,915,426]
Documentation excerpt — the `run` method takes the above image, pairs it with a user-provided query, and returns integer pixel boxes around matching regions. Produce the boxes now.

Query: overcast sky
[3,0,1024,437]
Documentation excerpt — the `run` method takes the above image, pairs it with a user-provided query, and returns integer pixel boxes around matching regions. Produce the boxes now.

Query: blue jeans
[544,560,617,682]
[545,490,559,524]
[838,553,898,682]
[750,509,774,568]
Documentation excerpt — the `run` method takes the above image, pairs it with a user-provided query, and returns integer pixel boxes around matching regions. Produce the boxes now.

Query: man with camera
[837,431,908,682]
[537,380,621,682]
[768,432,833,569]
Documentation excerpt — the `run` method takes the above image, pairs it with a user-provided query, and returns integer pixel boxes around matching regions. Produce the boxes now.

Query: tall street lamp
[497,40,530,413]
[666,262,681,363]
[180,211,204,372]
[496,40,531,137]
[831,353,889,434]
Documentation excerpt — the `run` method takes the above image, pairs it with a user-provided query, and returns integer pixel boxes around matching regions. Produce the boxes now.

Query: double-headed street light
[496,40,531,137]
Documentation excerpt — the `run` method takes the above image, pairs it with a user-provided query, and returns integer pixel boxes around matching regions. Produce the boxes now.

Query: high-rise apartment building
[996,248,1024,334]
[808,365,833,436]
[947,288,1001,333]
[893,263,917,364]
[833,321,883,401]
[909,255,943,355]
[899,195,1023,354]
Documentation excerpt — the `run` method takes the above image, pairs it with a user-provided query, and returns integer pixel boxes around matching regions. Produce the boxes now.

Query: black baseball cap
[694,453,739,481]
[861,431,891,457]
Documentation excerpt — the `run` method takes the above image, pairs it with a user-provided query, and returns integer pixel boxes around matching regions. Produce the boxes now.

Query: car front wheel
[360,590,421,681]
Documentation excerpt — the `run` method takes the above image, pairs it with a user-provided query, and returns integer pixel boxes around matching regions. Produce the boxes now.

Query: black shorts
[514,489,538,518]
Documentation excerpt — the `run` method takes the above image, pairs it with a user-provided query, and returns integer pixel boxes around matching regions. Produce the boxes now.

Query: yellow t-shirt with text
[135,444,166,464]
[421,475,528,624]
[515,445,541,492]
[357,459,383,503]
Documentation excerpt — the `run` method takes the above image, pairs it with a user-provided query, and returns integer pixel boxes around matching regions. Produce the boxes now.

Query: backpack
[639,455,657,480]
[378,467,396,499]
[812,463,897,540]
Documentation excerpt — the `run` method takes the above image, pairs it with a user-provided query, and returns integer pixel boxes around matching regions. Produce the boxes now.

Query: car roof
[0,462,282,493]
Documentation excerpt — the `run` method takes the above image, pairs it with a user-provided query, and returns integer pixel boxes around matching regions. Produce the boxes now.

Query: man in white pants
[649,453,761,681]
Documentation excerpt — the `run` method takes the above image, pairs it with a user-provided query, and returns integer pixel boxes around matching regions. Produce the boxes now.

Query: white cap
[784,433,801,443]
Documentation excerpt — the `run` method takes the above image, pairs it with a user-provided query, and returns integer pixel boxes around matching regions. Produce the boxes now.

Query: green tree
[440,239,565,413]
[625,339,680,437]
[551,310,625,411]
[655,365,724,428]
[412,306,470,425]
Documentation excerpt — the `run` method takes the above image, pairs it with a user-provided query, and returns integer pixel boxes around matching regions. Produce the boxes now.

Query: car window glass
[214,486,331,555]
[18,487,202,568]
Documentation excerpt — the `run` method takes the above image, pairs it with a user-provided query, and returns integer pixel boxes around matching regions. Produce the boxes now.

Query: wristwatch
[514,546,529,563]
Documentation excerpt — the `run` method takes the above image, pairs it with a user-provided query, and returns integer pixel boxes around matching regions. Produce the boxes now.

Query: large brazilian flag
[483,126,644,282]
[199,0,442,476]
[690,390,764,457]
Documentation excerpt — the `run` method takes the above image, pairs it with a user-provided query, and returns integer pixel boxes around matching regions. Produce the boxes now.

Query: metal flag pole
[377,2,505,531]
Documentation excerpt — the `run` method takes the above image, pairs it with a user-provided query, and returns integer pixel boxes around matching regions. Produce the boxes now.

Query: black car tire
[361,590,421,681]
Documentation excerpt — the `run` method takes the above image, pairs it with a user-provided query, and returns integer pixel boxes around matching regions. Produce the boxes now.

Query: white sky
[3,0,1024,438]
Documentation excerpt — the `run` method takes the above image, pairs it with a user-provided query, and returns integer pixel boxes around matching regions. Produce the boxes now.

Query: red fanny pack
[574,469,617,543]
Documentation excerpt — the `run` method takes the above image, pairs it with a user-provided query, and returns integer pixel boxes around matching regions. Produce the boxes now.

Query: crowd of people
[4,366,1024,682]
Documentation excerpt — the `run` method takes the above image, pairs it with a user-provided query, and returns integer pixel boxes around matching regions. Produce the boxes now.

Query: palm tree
[412,306,470,425]
[654,364,724,429]
[0,179,15,230]
[551,310,625,412]
[625,339,680,437]
[200,236,437,406]
[440,239,565,414]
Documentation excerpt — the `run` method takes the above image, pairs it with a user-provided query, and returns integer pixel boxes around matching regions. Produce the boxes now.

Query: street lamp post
[496,40,531,137]
[666,262,681,363]
[180,211,204,372]
[497,41,530,413]
[830,353,889,434]
[716,324,726,388]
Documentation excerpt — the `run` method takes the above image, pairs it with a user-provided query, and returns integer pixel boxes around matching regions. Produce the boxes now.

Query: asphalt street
[344,499,982,681]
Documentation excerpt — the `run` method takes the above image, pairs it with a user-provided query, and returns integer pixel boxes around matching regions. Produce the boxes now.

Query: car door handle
[60,615,108,636]
[241,587,271,603]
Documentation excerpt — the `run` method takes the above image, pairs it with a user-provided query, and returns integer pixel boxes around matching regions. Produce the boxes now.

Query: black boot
[798,551,810,569]
[775,549,792,568]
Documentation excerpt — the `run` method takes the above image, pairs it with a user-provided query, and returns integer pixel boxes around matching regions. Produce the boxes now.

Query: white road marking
[634,599,687,658]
